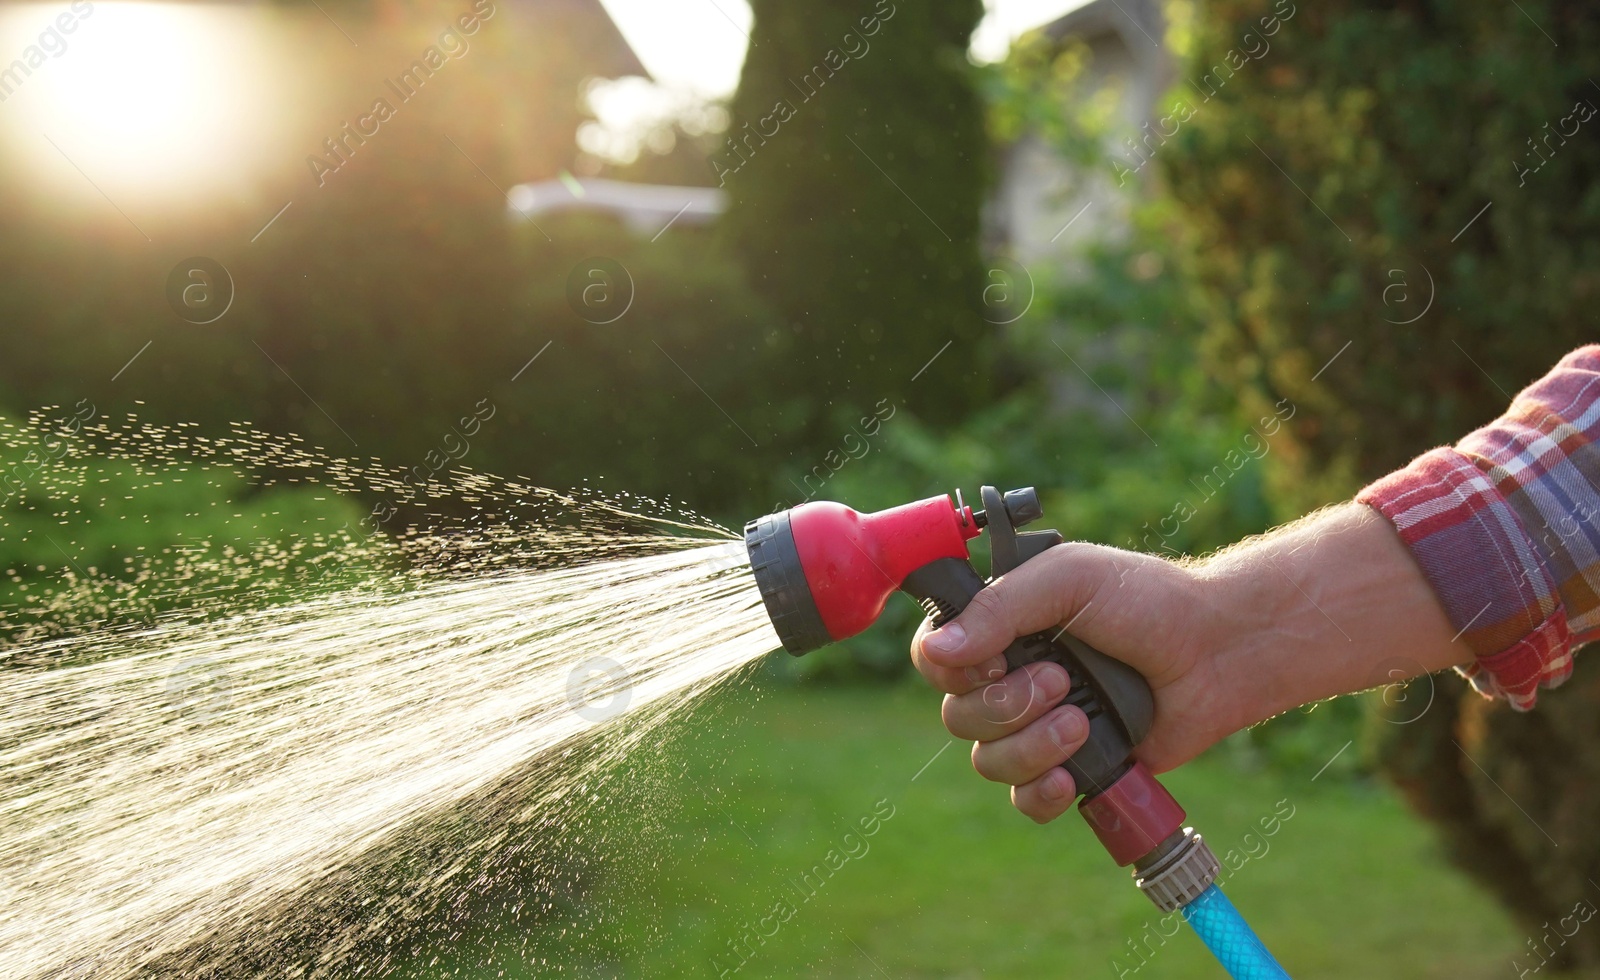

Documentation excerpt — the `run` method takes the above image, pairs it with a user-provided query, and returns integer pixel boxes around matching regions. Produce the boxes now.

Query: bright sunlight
[0,2,286,205]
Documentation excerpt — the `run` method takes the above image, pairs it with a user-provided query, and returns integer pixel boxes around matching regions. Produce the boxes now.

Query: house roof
[504,0,649,80]
[1040,0,1165,64]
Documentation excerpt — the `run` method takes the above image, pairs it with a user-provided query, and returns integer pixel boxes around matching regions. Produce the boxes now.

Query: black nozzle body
[744,511,830,655]
[898,486,1156,798]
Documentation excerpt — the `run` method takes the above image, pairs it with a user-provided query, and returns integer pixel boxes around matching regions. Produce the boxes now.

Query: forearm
[1196,503,1471,730]
[916,347,1600,824]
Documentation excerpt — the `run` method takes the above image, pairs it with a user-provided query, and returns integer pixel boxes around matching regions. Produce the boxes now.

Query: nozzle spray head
[744,487,1197,891]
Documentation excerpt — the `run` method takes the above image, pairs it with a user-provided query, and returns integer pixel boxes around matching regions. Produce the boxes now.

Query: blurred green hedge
[1156,0,1600,956]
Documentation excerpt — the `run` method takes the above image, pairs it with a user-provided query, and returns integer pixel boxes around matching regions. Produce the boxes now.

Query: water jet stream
[1,535,775,979]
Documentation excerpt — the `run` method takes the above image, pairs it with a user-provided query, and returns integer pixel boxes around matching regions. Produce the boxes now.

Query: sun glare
[0,2,279,204]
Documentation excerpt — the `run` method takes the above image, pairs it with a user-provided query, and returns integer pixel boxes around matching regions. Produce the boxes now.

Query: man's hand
[909,504,1470,823]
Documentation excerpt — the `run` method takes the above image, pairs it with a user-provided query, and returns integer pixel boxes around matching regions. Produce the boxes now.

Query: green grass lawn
[393,676,1523,978]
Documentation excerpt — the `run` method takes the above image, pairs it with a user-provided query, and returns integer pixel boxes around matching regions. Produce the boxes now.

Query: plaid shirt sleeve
[1356,345,1600,710]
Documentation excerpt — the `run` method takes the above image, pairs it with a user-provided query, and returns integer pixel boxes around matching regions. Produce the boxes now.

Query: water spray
[744,486,1290,979]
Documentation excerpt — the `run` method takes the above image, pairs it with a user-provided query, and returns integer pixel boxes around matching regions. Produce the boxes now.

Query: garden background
[2,0,1597,975]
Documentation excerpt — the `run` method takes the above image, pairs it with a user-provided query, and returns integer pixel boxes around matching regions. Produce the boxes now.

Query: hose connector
[1132,827,1221,913]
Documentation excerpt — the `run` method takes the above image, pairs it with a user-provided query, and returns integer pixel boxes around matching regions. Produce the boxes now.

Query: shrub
[724,0,991,440]
[1163,0,1600,959]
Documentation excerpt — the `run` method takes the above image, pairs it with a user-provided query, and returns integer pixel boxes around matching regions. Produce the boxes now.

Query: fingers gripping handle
[900,556,1157,798]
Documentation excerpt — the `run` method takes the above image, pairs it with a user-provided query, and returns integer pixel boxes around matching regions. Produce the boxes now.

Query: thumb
[919,543,1113,668]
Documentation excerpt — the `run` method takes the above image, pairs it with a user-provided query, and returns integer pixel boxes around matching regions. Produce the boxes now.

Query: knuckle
[918,656,959,691]
[963,585,1012,634]
[979,674,1014,707]
[1056,540,1114,600]
[1028,540,1080,585]
[1053,769,1078,802]
[910,652,937,681]
[1011,769,1074,824]
[1044,707,1087,755]
[943,692,990,737]
[1028,735,1061,773]
[935,668,973,696]
[971,743,1000,781]
[939,693,961,733]
[981,673,1035,726]
[1041,540,1083,574]
[1011,785,1052,824]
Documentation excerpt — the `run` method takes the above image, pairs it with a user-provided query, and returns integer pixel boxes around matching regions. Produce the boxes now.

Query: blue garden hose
[1131,830,1290,978]
[1180,884,1291,979]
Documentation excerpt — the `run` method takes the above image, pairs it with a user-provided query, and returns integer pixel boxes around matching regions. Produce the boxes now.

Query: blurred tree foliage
[725,0,992,438]
[1162,0,1599,509]
[0,9,790,522]
[780,33,1284,681]
[0,0,1008,657]
[1160,0,1600,963]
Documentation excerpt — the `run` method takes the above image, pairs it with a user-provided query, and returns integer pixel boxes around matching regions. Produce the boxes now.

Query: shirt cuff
[1356,447,1572,710]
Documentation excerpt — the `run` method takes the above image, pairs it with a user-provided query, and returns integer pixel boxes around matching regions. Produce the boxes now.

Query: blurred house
[369,0,645,81]
[351,0,652,183]
[988,0,1174,263]
[502,0,646,79]
[469,0,650,180]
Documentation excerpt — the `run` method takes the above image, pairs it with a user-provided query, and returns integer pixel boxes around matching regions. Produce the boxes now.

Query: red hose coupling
[1078,762,1187,866]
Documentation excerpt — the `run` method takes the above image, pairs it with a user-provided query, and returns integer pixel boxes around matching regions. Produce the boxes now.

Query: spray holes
[566,655,633,723]
[163,656,234,722]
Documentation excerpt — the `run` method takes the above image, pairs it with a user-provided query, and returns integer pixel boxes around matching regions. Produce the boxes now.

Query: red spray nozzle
[790,495,982,642]
[743,493,979,654]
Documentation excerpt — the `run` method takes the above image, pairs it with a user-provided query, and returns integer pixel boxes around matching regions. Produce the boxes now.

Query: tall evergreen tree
[724,0,989,441]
